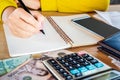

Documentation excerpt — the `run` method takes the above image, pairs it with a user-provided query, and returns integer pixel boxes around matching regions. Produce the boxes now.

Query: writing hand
[2,7,44,38]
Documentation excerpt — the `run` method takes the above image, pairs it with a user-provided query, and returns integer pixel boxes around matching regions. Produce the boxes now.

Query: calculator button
[90,59,98,64]
[47,59,58,66]
[94,62,104,68]
[75,72,82,77]
[59,68,65,73]
[74,56,82,60]
[48,59,56,64]
[67,57,73,61]
[64,55,71,59]
[83,62,90,66]
[78,59,86,63]
[63,62,70,67]
[62,72,69,77]
[86,64,96,70]
[72,60,77,65]
[78,67,88,72]
[75,63,82,68]
[56,57,62,61]
[71,53,78,57]
[65,75,73,80]
[70,69,80,75]
[81,54,90,58]
[86,56,94,61]
[66,66,74,70]
[59,71,69,77]
[54,65,62,70]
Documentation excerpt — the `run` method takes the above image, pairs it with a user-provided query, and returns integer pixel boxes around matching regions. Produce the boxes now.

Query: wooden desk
[0,12,119,71]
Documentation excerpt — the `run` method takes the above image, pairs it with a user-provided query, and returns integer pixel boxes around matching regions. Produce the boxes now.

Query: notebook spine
[46,16,74,45]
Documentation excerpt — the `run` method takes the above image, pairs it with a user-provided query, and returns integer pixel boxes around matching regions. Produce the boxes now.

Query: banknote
[0,58,55,80]
[0,55,31,76]
[0,60,7,76]
[3,55,31,72]
[0,50,72,79]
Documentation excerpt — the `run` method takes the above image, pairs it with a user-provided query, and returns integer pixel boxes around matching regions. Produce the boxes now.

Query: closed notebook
[3,14,103,57]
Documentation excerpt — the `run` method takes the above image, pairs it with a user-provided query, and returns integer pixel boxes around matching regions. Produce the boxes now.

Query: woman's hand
[2,7,44,38]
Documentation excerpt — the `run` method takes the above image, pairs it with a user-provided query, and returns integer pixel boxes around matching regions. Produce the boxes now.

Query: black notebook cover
[98,32,120,60]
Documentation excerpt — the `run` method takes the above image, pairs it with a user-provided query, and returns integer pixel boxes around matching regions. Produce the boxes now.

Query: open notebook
[3,14,103,57]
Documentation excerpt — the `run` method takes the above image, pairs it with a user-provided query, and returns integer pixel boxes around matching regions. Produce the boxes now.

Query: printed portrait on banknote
[0,59,55,80]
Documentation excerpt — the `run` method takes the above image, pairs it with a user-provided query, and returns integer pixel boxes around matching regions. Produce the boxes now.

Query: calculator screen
[91,72,118,80]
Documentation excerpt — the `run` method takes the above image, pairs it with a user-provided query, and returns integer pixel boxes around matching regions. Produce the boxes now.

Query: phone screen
[72,17,120,38]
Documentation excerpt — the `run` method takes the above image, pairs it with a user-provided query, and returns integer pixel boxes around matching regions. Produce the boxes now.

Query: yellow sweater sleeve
[0,0,17,23]
[41,0,110,13]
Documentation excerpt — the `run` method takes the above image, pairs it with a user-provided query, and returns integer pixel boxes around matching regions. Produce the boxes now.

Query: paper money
[0,58,55,80]
[0,55,31,76]
[0,60,7,76]
[0,50,72,79]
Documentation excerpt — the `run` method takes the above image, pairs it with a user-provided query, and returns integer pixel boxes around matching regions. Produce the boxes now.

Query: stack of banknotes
[0,50,71,80]
[0,55,31,76]
[0,56,55,80]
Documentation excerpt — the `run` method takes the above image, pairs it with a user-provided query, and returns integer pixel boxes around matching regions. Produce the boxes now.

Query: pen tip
[40,30,45,35]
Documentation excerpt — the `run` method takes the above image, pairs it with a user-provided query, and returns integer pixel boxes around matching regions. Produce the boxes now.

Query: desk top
[0,11,119,71]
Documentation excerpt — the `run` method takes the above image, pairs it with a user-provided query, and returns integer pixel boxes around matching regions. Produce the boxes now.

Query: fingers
[31,11,45,30]
[16,8,40,30]
[6,8,44,38]
[8,22,34,38]
[10,17,39,33]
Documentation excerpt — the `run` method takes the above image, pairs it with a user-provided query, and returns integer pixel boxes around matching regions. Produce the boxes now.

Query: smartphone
[71,16,120,38]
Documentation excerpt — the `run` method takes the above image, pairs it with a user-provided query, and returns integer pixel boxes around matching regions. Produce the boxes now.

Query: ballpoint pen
[18,0,45,35]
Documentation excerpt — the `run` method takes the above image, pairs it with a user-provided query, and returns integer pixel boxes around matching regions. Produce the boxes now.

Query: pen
[18,0,45,35]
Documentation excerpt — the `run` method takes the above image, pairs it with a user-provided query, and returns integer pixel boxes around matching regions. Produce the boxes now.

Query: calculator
[42,51,120,80]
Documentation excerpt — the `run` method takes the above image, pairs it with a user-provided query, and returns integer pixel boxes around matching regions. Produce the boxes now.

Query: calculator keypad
[43,51,111,80]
